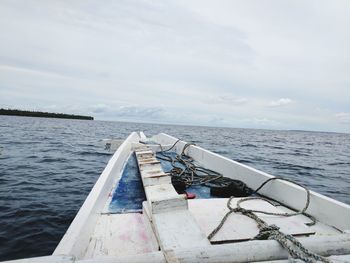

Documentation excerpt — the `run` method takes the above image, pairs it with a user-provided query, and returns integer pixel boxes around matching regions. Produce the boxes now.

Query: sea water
[0,116,349,260]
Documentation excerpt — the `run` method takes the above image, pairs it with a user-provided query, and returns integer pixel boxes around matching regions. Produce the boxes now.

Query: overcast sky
[0,0,349,132]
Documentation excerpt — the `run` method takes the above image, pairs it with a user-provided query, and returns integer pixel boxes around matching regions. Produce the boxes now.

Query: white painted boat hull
[3,132,350,263]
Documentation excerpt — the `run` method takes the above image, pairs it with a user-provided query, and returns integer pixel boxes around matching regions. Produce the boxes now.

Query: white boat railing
[53,132,140,259]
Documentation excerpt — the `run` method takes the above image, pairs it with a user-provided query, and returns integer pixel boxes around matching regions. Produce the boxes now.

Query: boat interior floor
[86,151,341,259]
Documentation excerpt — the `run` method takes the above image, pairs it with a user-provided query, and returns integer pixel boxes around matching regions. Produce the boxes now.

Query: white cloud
[268,98,294,107]
[115,106,163,118]
[335,112,350,124]
[0,0,349,132]
[204,95,247,106]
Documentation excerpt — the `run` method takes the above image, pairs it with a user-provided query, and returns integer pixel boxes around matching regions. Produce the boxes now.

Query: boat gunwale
[53,132,140,258]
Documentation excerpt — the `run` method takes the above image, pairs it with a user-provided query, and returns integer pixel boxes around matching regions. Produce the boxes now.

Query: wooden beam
[2,256,74,263]
[254,254,350,263]
[144,184,187,214]
[77,252,166,263]
[135,148,187,214]
[166,234,350,263]
[135,147,210,252]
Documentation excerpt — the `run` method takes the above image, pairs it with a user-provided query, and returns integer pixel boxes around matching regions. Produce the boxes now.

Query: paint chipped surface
[84,213,159,258]
[108,153,146,213]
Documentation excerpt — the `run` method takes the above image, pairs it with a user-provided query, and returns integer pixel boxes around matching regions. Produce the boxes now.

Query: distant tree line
[0,108,94,120]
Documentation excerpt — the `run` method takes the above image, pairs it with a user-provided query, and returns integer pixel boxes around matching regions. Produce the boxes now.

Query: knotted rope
[208,179,330,263]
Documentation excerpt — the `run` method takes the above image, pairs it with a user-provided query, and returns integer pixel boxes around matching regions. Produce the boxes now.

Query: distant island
[0,108,94,120]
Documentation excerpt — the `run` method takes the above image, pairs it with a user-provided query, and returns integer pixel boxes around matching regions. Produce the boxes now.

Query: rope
[156,142,231,188]
[208,178,330,263]
[158,139,181,152]
[249,177,316,226]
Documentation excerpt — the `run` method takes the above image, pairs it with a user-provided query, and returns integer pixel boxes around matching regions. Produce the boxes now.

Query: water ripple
[0,116,349,261]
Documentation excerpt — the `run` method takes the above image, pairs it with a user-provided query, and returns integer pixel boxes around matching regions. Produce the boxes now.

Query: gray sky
[0,0,349,132]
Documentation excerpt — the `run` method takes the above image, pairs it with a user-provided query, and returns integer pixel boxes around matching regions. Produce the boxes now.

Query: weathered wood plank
[2,256,74,263]
[77,252,166,263]
[143,201,209,251]
[85,214,159,258]
[142,174,172,187]
[188,198,315,243]
[144,184,187,214]
[255,254,350,263]
[135,150,154,157]
[166,234,350,263]
[152,210,210,251]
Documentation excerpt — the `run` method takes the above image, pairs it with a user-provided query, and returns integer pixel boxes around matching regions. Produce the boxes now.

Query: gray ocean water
[0,116,349,260]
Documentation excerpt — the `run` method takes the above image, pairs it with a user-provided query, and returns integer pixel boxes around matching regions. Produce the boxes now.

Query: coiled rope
[156,141,232,188]
[208,178,329,263]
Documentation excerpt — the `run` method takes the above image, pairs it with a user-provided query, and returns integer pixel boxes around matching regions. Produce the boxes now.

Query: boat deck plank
[84,213,159,259]
[152,209,210,251]
[277,204,341,235]
[188,198,316,243]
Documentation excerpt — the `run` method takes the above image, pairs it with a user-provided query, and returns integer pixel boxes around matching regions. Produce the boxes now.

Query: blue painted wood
[108,153,146,213]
